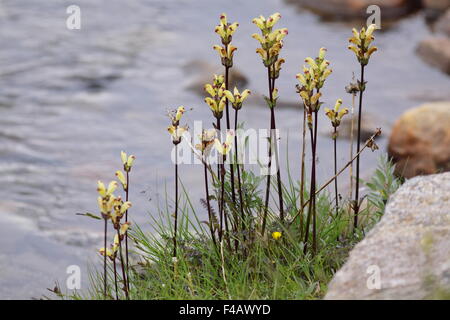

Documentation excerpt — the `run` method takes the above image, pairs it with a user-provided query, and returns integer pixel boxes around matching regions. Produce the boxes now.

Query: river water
[0,0,448,299]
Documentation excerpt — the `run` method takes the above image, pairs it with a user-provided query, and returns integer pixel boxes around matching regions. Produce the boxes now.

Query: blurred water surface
[0,0,448,298]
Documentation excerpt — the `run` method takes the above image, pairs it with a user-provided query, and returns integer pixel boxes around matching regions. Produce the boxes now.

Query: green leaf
[76,212,102,220]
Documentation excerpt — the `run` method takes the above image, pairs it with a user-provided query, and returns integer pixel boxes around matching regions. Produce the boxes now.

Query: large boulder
[388,102,450,178]
[326,172,450,300]
[285,0,421,20]
[417,36,450,74]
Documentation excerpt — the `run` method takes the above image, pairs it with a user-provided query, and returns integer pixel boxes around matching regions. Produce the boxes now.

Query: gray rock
[325,172,450,300]
[417,36,450,74]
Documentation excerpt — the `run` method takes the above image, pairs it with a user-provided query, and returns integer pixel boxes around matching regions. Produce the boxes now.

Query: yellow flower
[213,44,237,67]
[120,151,135,172]
[272,231,282,240]
[120,201,132,214]
[214,131,234,156]
[348,24,377,66]
[99,247,114,258]
[175,106,185,122]
[120,151,127,166]
[98,180,117,198]
[205,96,226,119]
[267,12,281,28]
[115,170,127,189]
[97,180,106,197]
[120,222,131,236]
[325,98,348,128]
[224,87,251,110]
[167,125,188,144]
[214,13,239,45]
[252,13,287,68]
[252,13,281,32]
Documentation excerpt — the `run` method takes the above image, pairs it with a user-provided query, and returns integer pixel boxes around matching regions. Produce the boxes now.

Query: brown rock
[285,0,420,20]
[417,36,450,74]
[388,102,450,178]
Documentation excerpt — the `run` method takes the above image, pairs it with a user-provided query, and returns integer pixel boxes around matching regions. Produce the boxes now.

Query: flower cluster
[97,179,132,259]
[204,75,226,119]
[348,24,377,66]
[167,106,188,145]
[213,13,239,67]
[252,13,288,71]
[224,87,251,110]
[296,48,332,125]
[97,181,117,219]
[325,99,349,129]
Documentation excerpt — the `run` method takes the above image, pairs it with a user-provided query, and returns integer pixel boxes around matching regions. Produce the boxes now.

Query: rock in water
[285,0,420,20]
[325,172,450,300]
[388,102,450,178]
[417,36,450,74]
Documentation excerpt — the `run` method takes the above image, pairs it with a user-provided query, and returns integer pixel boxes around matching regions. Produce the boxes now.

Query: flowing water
[0,0,449,299]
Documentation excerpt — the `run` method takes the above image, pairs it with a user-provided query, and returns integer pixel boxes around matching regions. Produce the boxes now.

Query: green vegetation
[48,13,398,300]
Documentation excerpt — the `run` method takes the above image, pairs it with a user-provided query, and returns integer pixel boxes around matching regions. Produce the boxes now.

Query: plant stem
[262,66,274,236]
[304,111,318,255]
[103,217,107,299]
[125,171,130,292]
[220,158,231,250]
[312,111,318,253]
[333,126,339,217]
[225,66,236,207]
[113,258,119,300]
[299,106,306,240]
[173,144,178,258]
[262,64,284,234]
[234,110,245,240]
[290,128,381,225]
[349,92,356,201]
[117,229,129,299]
[204,161,217,247]
[354,64,365,230]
